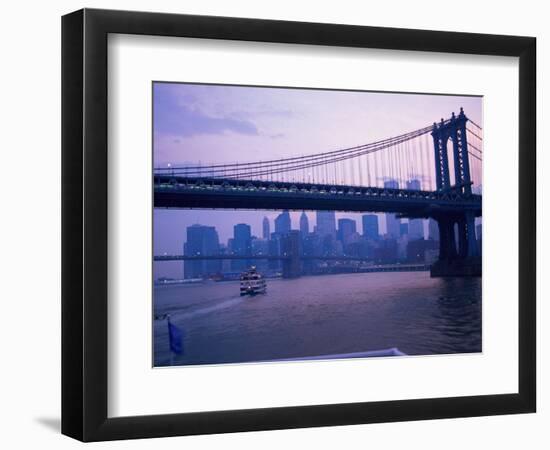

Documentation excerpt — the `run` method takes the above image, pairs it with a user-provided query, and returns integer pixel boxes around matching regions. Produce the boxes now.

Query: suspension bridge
[154,108,483,277]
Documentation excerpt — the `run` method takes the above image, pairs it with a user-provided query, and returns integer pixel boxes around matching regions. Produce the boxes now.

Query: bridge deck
[154,176,482,216]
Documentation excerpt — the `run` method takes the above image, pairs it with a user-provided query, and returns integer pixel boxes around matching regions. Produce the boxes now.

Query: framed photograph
[62,8,536,441]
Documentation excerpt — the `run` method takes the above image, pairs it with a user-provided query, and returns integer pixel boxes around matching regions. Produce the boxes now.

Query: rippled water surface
[153,272,481,367]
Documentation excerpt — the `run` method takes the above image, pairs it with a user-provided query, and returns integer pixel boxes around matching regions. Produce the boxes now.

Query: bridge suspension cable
[465,121,483,189]
[156,123,437,178]
[155,115,483,189]
[467,118,483,131]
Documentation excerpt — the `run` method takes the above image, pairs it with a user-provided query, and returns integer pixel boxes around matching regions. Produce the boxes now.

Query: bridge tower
[281,231,302,279]
[430,108,480,277]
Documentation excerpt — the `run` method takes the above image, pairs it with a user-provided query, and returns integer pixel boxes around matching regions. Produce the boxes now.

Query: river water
[153,271,481,367]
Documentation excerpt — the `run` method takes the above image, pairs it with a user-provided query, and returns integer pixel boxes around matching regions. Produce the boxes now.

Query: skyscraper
[385,214,401,239]
[428,218,440,241]
[337,218,356,245]
[384,179,399,190]
[232,223,252,271]
[233,223,252,255]
[315,210,336,237]
[362,214,379,240]
[406,179,424,240]
[262,216,270,240]
[406,179,421,190]
[183,224,221,279]
[299,212,309,237]
[384,180,401,239]
[407,220,424,240]
[274,210,291,234]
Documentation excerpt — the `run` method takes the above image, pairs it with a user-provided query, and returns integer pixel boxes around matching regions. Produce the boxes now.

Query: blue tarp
[168,320,184,355]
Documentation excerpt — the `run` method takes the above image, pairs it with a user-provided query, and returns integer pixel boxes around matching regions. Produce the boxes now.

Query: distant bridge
[155,254,393,262]
[154,254,431,277]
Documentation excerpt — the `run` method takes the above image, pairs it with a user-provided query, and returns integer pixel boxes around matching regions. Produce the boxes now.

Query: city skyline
[154,197,439,254]
[154,208,432,252]
[153,207,450,280]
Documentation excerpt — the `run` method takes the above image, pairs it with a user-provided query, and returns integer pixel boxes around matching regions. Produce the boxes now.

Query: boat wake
[176,296,244,320]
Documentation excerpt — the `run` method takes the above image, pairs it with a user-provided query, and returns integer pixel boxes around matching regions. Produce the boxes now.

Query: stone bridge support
[281,231,302,279]
[431,213,481,277]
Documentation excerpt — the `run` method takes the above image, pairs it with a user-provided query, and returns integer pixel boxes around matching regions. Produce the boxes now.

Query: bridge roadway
[154,175,482,217]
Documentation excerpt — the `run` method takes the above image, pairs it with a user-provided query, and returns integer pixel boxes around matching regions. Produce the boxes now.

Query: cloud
[154,84,258,138]
[229,108,293,121]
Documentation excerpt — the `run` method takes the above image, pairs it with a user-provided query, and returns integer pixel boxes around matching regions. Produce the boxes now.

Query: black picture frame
[62,8,536,442]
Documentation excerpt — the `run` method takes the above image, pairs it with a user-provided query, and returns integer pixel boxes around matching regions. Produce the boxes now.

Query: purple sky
[154,82,482,169]
[153,82,482,278]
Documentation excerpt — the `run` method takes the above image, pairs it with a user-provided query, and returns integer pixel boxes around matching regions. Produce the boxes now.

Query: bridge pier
[436,216,458,261]
[430,257,481,277]
[464,211,479,258]
[431,213,481,277]
[281,231,302,279]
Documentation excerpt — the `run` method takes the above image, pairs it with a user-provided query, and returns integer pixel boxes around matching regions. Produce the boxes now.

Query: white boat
[240,266,267,296]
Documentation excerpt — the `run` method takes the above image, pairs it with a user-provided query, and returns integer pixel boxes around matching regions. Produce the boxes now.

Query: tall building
[408,219,424,240]
[299,212,309,237]
[400,222,409,237]
[385,214,401,239]
[231,223,252,271]
[428,218,440,241]
[362,214,379,240]
[406,179,424,240]
[384,180,401,239]
[183,225,221,279]
[274,210,291,234]
[406,179,421,191]
[315,210,336,237]
[233,224,252,255]
[384,179,399,190]
[251,238,268,256]
[262,216,270,240]
[337,218,357,245]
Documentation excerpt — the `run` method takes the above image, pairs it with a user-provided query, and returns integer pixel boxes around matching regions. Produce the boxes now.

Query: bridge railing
[154,174,482,205]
